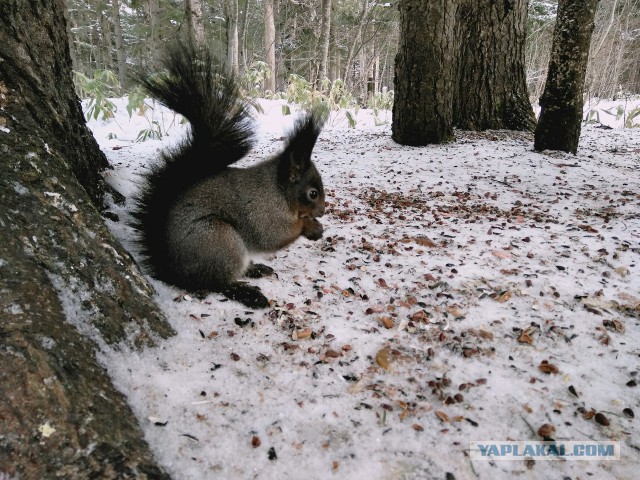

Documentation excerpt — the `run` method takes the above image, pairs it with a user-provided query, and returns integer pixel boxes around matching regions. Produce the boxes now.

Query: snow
[89,97,639,479]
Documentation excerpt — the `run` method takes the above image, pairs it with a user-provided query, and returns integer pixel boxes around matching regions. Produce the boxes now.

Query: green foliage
[626,106,640,128]
[367,90,394,125]
[136,120,163,142]
[583,101,640,128]
[274,74,359,127]
[74,70,119,120]
[126,85,148,118]
[241,61,272,98]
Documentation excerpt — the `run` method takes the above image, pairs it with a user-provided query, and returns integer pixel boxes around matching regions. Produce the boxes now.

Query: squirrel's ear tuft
[279,108,326,183]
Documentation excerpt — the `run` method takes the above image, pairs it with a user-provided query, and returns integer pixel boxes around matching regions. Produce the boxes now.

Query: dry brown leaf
[415,236,437,248]
[538,362,559,374]
[478,329,494,341]
[518,331,533,344]
[496,291,512,303]
[492,250,513,259]
[375,347,391,371]
[379,316,395,329]
[537,423,556,438]
[435,411,450,423]
[446,306,466,317]
[410,310,430,323]
[292,328,313,340]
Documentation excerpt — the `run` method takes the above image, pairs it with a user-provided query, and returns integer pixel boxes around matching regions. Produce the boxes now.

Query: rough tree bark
[453,0,536,131]
[0,1,174,477]
[392,0,457,145]
[535,0,600,153]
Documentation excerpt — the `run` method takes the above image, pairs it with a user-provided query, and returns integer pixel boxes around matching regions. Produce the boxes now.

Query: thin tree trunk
[317,0,332,87]
[239,0,250,71]
[264,0,276,92]
[535,0,600,153]
[112,0,127,89]
[99,8,112,70]
[148,0,162,69]
[392,0,457,145]
[224,0,240,74]
[342,0,371,85]
[453,0,536,131]
[0,1,174,477]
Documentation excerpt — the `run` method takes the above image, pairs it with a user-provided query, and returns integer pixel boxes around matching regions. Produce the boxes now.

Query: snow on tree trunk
[535,0,600,154]
[392,0,457,145]
[0,1,174,477]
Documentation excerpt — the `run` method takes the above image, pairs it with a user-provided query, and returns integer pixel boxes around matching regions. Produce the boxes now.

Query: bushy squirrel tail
[131,41,254,281]
[138,40,255,164]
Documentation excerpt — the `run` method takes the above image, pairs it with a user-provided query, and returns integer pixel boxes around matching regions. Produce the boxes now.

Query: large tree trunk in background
[185,0,205,45]
[264,0,276,92]
[0,1,174,477]
[535,0,599,153]
[453,0,536,131]
[392,0,457,145]
[113,0,128,89]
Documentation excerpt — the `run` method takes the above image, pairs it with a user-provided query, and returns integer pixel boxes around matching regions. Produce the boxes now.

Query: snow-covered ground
[90,97,639,479]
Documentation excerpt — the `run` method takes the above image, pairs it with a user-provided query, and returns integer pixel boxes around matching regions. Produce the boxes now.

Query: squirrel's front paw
[302,218,323,241]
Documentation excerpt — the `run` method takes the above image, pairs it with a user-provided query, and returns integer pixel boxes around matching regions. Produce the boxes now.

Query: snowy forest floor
[93,99,639,480]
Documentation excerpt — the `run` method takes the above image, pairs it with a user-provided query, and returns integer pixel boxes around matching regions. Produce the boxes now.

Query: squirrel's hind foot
[245,263,276,279]
[222,282,270,309]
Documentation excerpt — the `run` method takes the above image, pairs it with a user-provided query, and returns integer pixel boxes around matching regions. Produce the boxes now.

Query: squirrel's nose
[317,203,326,217]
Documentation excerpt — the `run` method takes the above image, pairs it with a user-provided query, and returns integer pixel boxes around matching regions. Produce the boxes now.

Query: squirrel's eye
[308,189,319,200]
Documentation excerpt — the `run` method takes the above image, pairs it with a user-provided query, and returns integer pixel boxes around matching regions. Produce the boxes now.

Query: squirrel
[131,41,326,309]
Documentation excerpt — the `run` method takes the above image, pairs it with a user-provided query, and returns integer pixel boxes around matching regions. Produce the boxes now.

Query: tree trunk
[112,0,128,89]
[99,8,112,71]
[185,0,205,45]
[239,0,250,71]
[342,0,371,86]
[453,0,536,131]
[317,0,332,87]
[535,0,600,153]
[392,0,457,145]
[147,0,162,69]
[224,0,240,75]
[0,1,174,477]
[264,0,276,92]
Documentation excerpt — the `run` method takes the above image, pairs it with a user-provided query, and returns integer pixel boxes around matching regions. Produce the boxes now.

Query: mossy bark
[534,0,599,154]
[0,1,174,477]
